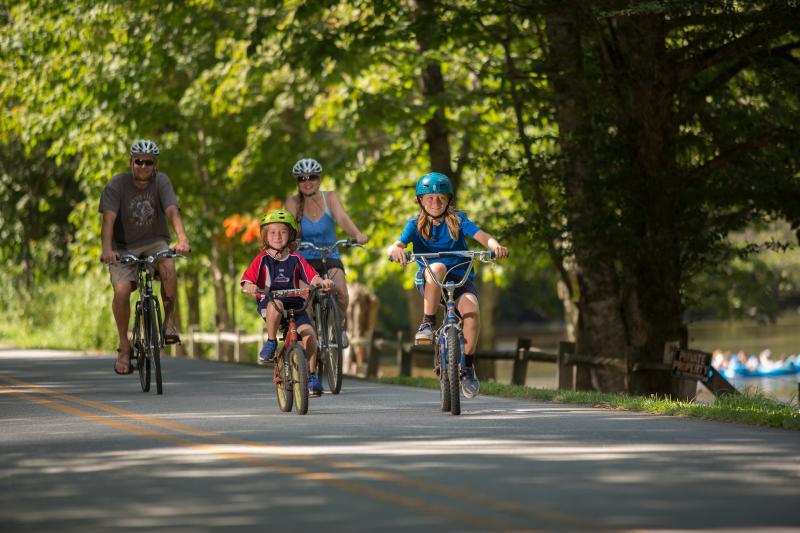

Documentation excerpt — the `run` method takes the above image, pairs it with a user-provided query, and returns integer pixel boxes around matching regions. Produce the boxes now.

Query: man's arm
[165,205,190,255]
[101,210,118,263]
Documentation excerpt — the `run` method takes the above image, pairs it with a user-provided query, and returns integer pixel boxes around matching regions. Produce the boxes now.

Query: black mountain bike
[118,249,182,395]
[297,239,361,394]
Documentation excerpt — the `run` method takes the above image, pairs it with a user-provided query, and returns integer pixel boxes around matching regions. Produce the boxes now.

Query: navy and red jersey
[240,250,320,309]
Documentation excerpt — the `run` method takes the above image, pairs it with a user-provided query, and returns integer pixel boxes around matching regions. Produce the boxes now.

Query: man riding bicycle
[100,139,190,375]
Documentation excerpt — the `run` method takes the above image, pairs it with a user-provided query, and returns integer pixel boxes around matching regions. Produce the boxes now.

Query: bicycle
[392,250,496,415]
[257,287,323,415]
[297,239,362,394]
[117,248,183,395]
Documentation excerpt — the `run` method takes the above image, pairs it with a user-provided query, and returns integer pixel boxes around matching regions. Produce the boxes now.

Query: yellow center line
[0,375,529,532]
[0,372,616,531]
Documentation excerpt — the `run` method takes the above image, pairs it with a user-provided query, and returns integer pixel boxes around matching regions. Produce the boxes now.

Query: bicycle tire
[321,295,344,394]
[438,338,451,412]
[151,299,164,395]
[313,297,328,385]
[134,302,151,392]
[446,326,461,415]
[287,343,309,415]
[275,351,293,412]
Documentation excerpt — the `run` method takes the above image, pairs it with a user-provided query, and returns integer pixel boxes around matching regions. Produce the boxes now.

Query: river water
[495,313,800,404]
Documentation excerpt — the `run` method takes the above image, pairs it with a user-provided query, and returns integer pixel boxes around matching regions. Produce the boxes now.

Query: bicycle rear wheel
[321,295,344,394]
[288,343,309,415]
[275,352,294,412]
[134,302,151,392]
[446,326,461,415]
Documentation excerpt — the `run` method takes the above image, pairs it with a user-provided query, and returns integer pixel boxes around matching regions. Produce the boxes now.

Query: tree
[533,0,800,393]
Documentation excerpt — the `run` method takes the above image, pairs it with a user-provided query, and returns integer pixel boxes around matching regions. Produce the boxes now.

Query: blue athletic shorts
[257,299,312,327]
[415,269,479,304]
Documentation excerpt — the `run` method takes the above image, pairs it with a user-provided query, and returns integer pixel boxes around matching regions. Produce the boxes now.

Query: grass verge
[377,376,800,430]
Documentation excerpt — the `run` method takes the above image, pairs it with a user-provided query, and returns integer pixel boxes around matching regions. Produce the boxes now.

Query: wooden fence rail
[176,328,736,399]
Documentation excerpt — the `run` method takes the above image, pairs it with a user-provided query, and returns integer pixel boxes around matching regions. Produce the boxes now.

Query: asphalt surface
[1,348,799,532]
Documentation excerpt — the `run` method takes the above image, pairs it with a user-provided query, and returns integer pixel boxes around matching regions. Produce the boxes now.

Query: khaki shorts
[108,240,170,285]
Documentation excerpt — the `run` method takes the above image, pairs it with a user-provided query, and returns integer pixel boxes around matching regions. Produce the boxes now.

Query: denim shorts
[415,269,479,303]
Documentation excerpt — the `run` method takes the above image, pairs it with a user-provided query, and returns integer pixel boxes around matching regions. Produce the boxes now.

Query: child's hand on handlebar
[355,232,369,245]
[387,243,408,267]
[242,282,259,296]
[490,242,509,259]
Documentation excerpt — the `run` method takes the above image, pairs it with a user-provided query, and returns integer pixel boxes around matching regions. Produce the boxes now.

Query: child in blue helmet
[387,172,508,398]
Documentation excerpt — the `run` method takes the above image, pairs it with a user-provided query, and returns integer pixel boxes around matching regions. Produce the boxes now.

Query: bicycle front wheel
[134,302,151,392]
[321,295,344,394]
[275,351,294,412]
[151,299,164,395]
[288,343,309,415]
[446,326,461,415]
[438,339,451,412]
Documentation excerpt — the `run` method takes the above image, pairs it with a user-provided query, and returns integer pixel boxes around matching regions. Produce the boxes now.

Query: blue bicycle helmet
[415,172,453,197]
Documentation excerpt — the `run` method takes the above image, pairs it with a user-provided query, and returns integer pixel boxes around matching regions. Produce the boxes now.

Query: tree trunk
[544,3,683,394]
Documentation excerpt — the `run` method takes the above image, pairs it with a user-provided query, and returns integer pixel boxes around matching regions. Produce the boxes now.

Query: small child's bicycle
[258,287,321,415]
[297,239,362,394]
[393,250,496,415]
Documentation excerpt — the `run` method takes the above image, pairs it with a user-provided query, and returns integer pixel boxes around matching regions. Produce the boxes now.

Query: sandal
[113,347,134,375]
[163,324,181,345]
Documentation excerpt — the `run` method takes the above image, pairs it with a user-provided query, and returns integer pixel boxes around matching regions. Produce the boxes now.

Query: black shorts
[307,258,345,277]
[257,299,312,327]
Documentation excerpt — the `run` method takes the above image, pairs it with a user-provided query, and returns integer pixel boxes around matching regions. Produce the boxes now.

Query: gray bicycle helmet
[130,139,160,157]
[292,158,322,176]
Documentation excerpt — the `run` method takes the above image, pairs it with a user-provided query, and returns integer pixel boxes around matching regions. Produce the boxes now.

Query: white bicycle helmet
[130,139,160,157]
[292,158,322,176]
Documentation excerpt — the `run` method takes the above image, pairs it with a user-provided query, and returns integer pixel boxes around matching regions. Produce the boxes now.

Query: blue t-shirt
[398,212,481,283]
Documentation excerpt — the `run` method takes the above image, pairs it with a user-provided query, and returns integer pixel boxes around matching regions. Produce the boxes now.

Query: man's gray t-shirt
[99,171,179,250]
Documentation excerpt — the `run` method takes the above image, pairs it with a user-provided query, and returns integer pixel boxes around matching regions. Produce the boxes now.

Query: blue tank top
[299,191,339,260]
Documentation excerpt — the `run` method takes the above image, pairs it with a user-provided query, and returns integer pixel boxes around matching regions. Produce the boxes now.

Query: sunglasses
[133,159,156,167]
[297,174,320,182]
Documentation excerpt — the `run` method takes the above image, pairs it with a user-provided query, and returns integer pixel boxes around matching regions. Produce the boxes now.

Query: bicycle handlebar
[389,250,498,263]
[297,239,362,257]
[116,248,185,265]
[254,285,324,300]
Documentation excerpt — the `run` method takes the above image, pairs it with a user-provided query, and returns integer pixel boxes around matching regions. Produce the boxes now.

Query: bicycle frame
[396,250,495,415]
[258,287,320,414]
[297,239,361,393]
[118,248,181,394]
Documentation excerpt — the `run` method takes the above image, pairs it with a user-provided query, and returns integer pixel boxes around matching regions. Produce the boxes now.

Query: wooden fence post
[511,338,530,386]
[398,331,411,377]
[234,328,242,363]
[188,325,198,359]
[557,341,576,390]
[366,336,379,379]
[215,329,222,361]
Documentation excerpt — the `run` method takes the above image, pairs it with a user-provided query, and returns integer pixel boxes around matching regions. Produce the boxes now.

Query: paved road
[1,348,799,532]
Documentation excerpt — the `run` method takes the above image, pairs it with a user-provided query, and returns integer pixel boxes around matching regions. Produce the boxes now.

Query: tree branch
[683,128,799,185]
[675,10,799,84]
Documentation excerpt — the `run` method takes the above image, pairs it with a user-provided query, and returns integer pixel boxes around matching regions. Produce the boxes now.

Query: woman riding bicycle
[241,209,333,396]
[386,172,508,398]
[284,158,368,348]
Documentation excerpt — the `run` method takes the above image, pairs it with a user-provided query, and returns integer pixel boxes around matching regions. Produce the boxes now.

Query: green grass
[378,376,800,430]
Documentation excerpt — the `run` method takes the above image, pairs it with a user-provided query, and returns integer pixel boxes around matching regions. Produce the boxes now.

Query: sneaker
[308,373,323,397]
[460,366,480,398]
[415,321,434,345]
[340,329,349,349]
[258,339,277,363]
